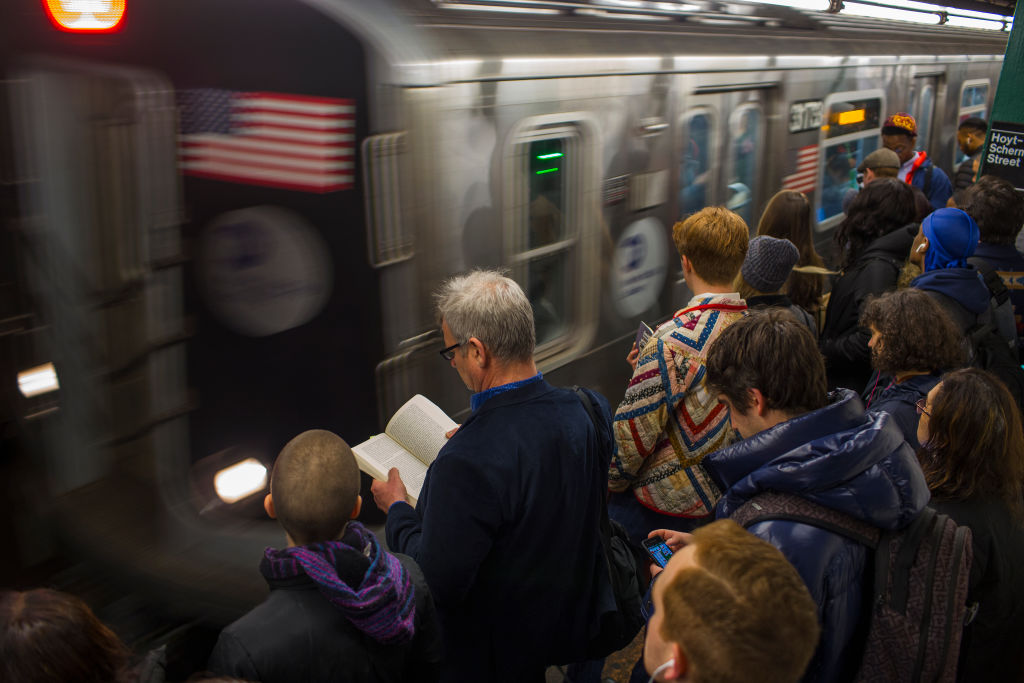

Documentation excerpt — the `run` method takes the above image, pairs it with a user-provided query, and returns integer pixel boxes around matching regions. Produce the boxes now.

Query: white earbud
[647,658,676,683]
[916,243,927,254]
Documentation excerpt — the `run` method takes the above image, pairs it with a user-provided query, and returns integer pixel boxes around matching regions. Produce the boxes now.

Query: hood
[707,389,929,530]
[911,267,990,315]
[859,223,917,263]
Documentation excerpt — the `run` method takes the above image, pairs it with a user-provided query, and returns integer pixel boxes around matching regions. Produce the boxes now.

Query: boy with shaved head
[208,429,441,683]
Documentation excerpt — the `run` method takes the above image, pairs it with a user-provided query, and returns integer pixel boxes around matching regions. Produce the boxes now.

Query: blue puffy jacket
[705,390,930,683]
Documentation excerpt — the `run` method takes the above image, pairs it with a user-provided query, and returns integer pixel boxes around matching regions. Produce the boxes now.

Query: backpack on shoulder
[733,492,973,683]
[965,259,1024,413]
[573,387,646,659]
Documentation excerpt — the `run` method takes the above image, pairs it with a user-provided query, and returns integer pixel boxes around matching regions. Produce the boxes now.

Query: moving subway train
[0,0,1008,616]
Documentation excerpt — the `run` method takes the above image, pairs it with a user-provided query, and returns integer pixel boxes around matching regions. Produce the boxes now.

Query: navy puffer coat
[705,390,930,683]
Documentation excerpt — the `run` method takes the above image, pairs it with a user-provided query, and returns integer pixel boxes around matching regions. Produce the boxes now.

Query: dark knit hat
[882,112,917,137]
[742,236,800,293]
[858,148,901,173]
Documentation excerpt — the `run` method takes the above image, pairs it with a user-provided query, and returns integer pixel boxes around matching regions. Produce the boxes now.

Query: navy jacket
[386,379,612,682]
[910,156,953,210]
[705,390,930,683]
[862,372,941,450]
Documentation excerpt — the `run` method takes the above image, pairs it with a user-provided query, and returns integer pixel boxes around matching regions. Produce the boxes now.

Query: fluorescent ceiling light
[18,363,59,398]
[213,458,268,504]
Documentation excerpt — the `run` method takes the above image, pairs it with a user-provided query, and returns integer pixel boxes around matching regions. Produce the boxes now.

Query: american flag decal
[178,90,355,193]
[781,144,818,194]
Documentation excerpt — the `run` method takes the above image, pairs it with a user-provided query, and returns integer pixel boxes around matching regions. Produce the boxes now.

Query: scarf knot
[260,521,416,645]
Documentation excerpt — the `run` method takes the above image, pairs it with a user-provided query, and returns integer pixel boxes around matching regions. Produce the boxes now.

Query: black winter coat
[821,225,916,391]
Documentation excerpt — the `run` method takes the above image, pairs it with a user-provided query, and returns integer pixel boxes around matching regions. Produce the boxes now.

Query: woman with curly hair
[756,190,825,319]
[916,368,1024,680]
[820,178,918,391]
[860,288,965,447]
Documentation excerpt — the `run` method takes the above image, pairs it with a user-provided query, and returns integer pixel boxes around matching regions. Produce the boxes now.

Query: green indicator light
[535,168,560,175]
[536,152,564,160]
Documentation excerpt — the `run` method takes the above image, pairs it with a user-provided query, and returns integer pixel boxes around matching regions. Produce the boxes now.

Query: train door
[911,75,940,159]
[7,59,189,498]
[674,86,771,304]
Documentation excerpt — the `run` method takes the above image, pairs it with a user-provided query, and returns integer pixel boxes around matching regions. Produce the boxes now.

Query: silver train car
[0,0,1008,616]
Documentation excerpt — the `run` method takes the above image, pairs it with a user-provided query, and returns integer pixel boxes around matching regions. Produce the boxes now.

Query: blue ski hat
[922,208,979,272]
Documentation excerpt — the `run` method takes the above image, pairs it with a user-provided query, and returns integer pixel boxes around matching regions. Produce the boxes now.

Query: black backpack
[733,492,973,683]
[964,260,1024,413]
[573,387,646,659]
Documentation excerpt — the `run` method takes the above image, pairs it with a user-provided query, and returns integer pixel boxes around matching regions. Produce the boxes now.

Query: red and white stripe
[180,92,355,193]
[781,144,818,195]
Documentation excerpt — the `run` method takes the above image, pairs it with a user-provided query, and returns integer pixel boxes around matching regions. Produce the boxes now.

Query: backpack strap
[733,491,881,548]
[923,161,933,199]
[968,256,1011,306]
[573,386,613,543]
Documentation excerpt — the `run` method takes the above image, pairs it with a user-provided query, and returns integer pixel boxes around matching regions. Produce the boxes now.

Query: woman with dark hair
[820,178,918,391]
[917,368,1024,680]
[860,288,964,448]
[0,588,131,683]
[756,189,825,318]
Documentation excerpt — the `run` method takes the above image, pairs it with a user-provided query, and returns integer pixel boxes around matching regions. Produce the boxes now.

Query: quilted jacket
[705,389,931,683]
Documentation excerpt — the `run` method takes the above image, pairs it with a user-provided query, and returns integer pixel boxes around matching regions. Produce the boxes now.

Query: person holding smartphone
[639,520,818,683]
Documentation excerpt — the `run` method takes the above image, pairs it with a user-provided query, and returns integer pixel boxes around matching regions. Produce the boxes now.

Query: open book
[635,320,654,355]
[352,394,457,506]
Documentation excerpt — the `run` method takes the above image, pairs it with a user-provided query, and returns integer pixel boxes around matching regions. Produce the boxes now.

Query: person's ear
[749,388,769,417]
[264,493,276,520]
[680,254,692,277]
[350,494,362,520]
[467,337,487,368]
[665,643,688,680]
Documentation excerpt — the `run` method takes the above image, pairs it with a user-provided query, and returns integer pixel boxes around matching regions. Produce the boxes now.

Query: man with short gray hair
[372,269,613,683]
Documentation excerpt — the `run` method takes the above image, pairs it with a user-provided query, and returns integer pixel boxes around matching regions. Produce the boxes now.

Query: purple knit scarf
[260,521,416,645]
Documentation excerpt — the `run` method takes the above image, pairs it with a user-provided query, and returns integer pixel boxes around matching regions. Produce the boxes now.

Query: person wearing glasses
[915,368,1024,680]
[859,288,965,449]
[370,269,614,683]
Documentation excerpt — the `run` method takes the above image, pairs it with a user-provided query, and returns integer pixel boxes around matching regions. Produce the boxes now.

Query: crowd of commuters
[4,111,1024,683]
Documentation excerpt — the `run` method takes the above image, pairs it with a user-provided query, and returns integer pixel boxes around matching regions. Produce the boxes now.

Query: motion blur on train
[0,0,1009,616]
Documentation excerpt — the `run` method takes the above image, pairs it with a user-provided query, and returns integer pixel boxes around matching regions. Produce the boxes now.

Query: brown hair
[271,429,361,546]
[919,368,1024,521]
[958,175,1024,246]
[674,207,749,286]
[757,190,824,312]
[0,589,130,683]
[659,519,820,683]
[706,308,827,415]
[860,289,965,376]
[835,179,917,270]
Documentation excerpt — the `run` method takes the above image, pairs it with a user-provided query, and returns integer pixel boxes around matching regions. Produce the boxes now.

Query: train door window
[912,79,936,153]
[509,127,581,348]
[679,109,716,216]
[818,91,884,225]
[726,104,762,226]
[955,79,990,164]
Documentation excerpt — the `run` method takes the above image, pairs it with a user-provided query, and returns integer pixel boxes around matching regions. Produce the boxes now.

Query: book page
[351,433,428,505]
[384,394,457,466]
[635,321,654,355]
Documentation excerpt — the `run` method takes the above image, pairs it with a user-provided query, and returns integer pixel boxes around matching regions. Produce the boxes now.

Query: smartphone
[641,537,675,568]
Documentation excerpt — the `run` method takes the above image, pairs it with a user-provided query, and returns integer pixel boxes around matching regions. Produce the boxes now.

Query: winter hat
[922,208,980,272]
[882,112,917,137]
[742,236,800,293]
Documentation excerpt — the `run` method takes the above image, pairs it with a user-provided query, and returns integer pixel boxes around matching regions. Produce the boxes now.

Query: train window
[915,84,935,151]
[679,109,715,216]
[727,104,761,226]
[510,127,581,348]
[955,80,990,164]
[818,90,885,225]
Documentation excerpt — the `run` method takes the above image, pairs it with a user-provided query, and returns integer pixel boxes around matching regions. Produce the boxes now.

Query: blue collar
[471,372,543,412]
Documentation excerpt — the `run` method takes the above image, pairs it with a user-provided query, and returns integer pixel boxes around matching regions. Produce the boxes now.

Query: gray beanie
[742,236,800,293]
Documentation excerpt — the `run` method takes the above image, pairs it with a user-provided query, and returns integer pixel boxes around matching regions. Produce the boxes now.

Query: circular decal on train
[198,206,332,337]
[612,217,669,317]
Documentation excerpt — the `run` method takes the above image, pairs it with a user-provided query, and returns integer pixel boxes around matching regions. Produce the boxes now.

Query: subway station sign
[980,121,1024,191]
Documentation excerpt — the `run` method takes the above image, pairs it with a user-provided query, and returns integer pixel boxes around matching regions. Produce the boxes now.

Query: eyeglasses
[439,341,463,361]
[915,398,931,417]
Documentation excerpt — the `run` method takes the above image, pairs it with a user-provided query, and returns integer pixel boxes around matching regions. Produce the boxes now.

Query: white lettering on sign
[789,101,824,133]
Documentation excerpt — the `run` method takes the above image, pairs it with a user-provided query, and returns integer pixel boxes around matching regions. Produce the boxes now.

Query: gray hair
[436,269,535,363]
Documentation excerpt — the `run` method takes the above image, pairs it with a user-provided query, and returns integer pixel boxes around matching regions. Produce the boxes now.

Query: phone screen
[642,537,674,568]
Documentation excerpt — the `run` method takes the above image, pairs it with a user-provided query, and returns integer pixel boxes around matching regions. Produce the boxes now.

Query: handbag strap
[572,387,615,547]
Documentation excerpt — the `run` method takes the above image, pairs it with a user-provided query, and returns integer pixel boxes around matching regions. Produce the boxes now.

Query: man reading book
[371,269,613,683]
[208,429,442,683]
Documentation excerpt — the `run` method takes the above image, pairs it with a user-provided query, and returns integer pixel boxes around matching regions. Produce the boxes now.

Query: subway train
[0,0,1008,619]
